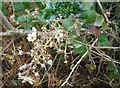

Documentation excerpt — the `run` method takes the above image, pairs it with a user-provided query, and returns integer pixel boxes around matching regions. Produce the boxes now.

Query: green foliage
[81,10,98,24]
[0,1,2,10]
[101,22,112,30]
[17,14,27,22]
[74,45,87,55]
[62,18,74,30]
[98,33,110,46]
[94,15,104,27]
[2,2,120,87]
[107,62,120,80]
[13,2,26,12]
[2,3,8,16]
[82,2,93,10]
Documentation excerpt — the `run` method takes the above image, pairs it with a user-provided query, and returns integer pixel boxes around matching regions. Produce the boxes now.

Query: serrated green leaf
[62,18,74,30]
[17,15,27,22]
[94,15,104,27]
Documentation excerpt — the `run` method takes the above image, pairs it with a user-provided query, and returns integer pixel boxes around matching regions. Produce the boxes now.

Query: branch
[60,38,98,87]
[0,30,33,36]
[0,40,14,59]
[0,10,15,30]
[91,50,120,64]
[75,40,120,49]
[96,0,111,24]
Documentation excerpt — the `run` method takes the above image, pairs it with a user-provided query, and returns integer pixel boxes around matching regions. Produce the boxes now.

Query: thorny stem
[0,40,14,59]
[64,40,67,61]
[96,0,111,24]
[75,40,120,49]
[44,35,54,49]
[60,50,89,87]
[60,38,98,87]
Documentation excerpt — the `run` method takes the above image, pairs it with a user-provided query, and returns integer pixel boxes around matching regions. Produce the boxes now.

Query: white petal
[32,27,37,32]
[18,72,22,76]
[34,72,39,76]
[19,64,27,70]
[29,81,33,85]
[18,50,23,55]
[41,63,46,68]
[47,59,53,66]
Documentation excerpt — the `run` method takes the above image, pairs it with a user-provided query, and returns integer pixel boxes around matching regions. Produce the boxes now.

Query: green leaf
[102,22,112,30]
[85,16,95,24]
[62,18,74,30]
[81,11,88,19]
[22,2,30,8]
[14,2,25,12]
[37,15,47,24]
[74,43,82,48]
[83,10,97,24]
[15,79,21,85]
[86,64,96,73]
[82,2,93,10]
[24,23,32,30]
[108,72,119,80]
[27,14,33,23]
[36,2,45,10]
[46,2,53,10]
[0,1,2,10]
[98,33,107,42]
[117,28,120,33]
[74,45,87,55]
[98,33,110,46]
[107,62,120,80]
[2,3,8,16]
[107,62,115,70]
[94,15,104,27]
[17,15,27,22]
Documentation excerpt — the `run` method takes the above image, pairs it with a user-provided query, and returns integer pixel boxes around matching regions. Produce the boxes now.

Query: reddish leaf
[90,26,101,36]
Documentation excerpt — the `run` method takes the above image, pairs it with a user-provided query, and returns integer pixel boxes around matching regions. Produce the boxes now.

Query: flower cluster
[27,27,37,42]
[18,26,68,85]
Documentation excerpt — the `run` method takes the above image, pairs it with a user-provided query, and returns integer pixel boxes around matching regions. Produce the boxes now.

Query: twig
[96,0,111,24]
[60,38,98,87]
[0,39,14,59]
[60,50,89,87]
[0,10,15,30]
[75,40,120,49]
[0,30,33,36]
[0,10,34,36]
[91,50,120,64]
